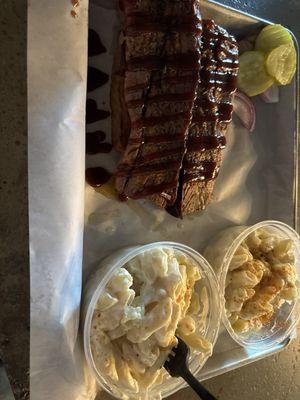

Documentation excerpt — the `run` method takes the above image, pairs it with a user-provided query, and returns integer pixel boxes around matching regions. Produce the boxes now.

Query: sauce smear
[86,99,110,124]
[86,131,113,154]
[87,67,109,92]
[86,167,112,187]
[88,29,106,56]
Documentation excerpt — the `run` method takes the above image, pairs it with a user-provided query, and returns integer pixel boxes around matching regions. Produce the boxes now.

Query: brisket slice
[111,37,131,153]
[167,20,239,217]
[114,0,202,207]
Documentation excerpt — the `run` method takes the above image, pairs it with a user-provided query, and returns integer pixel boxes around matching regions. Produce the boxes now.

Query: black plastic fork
[164,337,218,400]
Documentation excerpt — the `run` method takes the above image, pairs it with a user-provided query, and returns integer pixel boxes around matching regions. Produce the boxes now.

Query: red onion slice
[260,85,279,103]
[233,91,256,132]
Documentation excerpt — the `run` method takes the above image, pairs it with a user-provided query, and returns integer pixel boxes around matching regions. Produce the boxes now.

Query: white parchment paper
[28,1,95,399]
[28,0,297,399]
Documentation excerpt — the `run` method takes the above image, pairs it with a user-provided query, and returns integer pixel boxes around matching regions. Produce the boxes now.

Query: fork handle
[181,367,217,400]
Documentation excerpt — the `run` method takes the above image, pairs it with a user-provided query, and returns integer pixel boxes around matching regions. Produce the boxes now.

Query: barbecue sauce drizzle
[179,19,237,185]
[119,0,173,197]
[118,2,204,198]
[118,16,238,197]
[118,21,237,192]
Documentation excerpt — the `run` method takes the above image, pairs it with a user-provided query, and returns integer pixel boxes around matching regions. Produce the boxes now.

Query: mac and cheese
[90,247,211,398]
[225,228,299,333]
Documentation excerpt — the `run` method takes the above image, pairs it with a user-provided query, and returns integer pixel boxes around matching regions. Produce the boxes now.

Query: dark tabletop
[222,0,300,39]
[0,1,299,400]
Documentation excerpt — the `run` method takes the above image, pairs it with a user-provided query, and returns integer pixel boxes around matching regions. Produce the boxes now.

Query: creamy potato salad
[90,247,211,398]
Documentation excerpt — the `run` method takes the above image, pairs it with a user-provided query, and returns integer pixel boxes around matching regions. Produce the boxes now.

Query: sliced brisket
[114,0,202,207]
[167,19,239,217]
[112,2,239,217]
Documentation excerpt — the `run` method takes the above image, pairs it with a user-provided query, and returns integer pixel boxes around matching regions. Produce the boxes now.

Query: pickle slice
[266,43,297,85]
[255,24,293,53]
[238,51,274,96]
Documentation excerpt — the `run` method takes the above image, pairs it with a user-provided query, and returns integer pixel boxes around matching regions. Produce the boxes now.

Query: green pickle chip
[266,43,297,85]
[238,51,274,96]
[255,24,293,53]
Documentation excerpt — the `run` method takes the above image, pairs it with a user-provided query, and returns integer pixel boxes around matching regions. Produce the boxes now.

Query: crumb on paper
[70,0,80,18]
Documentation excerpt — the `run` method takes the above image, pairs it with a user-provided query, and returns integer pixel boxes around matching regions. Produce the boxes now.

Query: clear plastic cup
[204,220,300,350]
[82,241,221,400]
